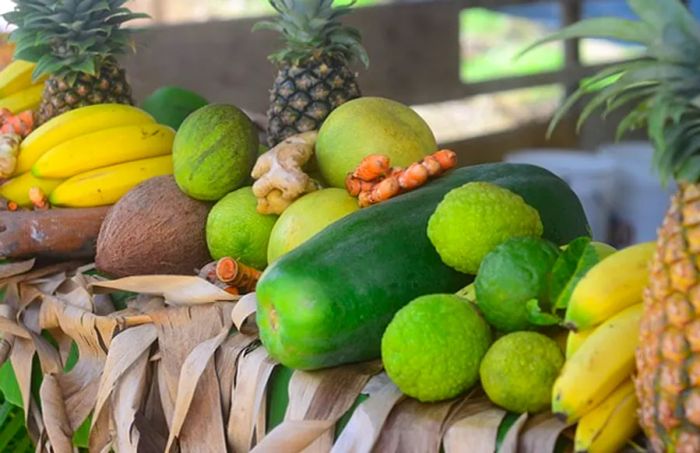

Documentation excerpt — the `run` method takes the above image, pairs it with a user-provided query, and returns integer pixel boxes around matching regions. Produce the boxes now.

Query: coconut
[96,175,212,277]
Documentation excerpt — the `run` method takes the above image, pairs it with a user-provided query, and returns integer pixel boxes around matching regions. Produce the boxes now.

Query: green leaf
[0,362,22,408]
[525,299,561,326]
[549,237,614,310]
[0,403,28,452]
[676,154,700,182]
[519,18,652,58]
[73,414,91,448]
[253,20,284,33]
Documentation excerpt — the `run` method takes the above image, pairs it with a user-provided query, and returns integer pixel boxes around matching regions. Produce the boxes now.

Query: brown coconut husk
[95,175,212,277]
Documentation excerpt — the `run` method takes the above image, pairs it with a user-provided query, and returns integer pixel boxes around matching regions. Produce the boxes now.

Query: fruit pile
[2,0,700,452]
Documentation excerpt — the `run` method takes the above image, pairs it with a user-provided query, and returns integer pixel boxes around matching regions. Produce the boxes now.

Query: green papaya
[256,163,590,370]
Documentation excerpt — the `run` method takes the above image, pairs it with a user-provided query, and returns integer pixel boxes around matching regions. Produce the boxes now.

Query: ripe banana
[0,60,45,97]
[0,172,63,207]
[565,328,593,359]
[49,155,172,207]
[15,103,155,175]
[0,84,43,114]
[552,303,642,423]
[33,123,175,179]
[574,379,640,453]
[565,241,655,330]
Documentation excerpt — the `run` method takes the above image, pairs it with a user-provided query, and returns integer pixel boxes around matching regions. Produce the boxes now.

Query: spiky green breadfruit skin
[256,163,590,370]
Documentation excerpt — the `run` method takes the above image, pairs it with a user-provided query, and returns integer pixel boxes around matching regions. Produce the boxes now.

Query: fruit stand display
[0,0,695,452]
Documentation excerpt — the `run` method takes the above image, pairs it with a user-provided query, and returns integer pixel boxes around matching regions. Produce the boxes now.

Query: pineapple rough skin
[267,55,360,147]
[637,184,700,452]
[38,59,133,125]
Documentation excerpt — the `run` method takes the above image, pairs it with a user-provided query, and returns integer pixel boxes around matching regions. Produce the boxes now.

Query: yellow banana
[565,328,593,359]
[552,303,642,423]
[33,123,175,179]
[16,103,155,175]
[49,155,172,207]
[565,241,655,330]
[574,379,640,453]
[0,60,45,97]
[0,84,42,114]
[0,172,63,207]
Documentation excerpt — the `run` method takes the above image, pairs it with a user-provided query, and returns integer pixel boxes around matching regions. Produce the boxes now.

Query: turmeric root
[197,257,261,294]
[251,131,320,214]
[215,256,261,294]
[28,186,49,210]
[0,109,34,138]
[347,149,458,207]
[0,133,21,179]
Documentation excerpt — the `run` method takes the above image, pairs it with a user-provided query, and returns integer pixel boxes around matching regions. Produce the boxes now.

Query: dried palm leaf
[331,373,404,453]
[372,391,470,453]
[498,412,529,453]
[517,412,570,453]
[111,347,151,453]
[0,259,34,279]
[92,275,237,305]
[254,361,382,453]
[38,374,72,453]
[228,344,277,452]
[150,304,229,452]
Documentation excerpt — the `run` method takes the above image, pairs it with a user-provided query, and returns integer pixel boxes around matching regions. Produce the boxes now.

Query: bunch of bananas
[553,241,656,452]
[0,60,45,113]
[0,103,175,207]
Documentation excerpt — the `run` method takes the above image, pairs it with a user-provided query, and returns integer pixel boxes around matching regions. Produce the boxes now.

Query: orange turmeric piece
[346,149,457,207]
[0,109,34,137]
[215,257,262,294]
[28,186,49,210]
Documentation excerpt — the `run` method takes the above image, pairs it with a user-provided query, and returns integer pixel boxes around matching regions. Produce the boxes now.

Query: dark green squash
[256,163,590,370]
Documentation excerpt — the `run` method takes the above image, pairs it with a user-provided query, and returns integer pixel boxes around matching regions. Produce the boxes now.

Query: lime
[427,182,543,274]
[267,188,359,263]
[381,294,492,402]
[479,331,564,413]
[475,237,560,332]
[206,187,278,269]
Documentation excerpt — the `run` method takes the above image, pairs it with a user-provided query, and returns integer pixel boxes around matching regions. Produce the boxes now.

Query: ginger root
[0,133,21,179]
[251,131,320,214]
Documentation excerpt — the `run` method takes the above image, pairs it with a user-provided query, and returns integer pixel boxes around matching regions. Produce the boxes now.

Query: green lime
[427,182,543,274]
[381,294,492,402]
[475,236,560,332]
[479,331,564,413]
[206,187,278,269]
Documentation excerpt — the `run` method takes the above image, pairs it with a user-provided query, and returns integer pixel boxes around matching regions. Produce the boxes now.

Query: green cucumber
[256,163,590,370]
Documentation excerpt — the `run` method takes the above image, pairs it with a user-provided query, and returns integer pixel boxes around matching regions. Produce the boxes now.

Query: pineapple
[3,0,146,124]
[528,0,700,450]
[255,0,368,146]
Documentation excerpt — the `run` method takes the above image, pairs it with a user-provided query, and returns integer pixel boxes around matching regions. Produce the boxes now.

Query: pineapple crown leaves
[4,0,149,84]
[254,0,369,68]
[522,0,700,184]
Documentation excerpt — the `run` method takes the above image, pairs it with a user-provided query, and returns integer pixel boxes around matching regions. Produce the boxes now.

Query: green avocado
[141,86,209,130]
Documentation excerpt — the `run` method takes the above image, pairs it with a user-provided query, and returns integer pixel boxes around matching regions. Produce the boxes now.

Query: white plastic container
[597,141,672,246]
[504,149,615,241]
